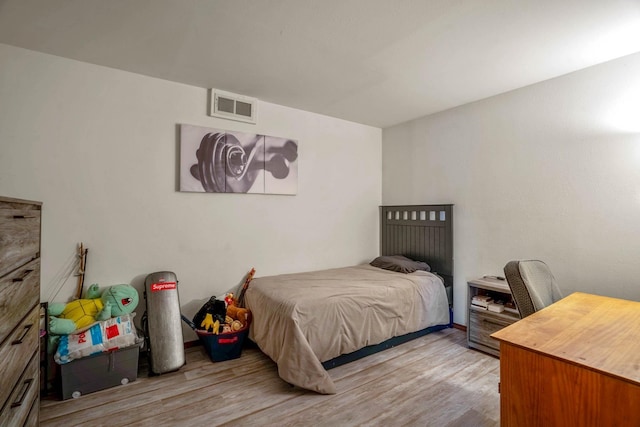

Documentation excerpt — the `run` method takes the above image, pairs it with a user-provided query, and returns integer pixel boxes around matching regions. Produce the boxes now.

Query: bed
[244,204,453,394]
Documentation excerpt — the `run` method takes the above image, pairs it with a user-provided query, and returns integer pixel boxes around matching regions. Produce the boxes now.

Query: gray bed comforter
[245,264,450,394]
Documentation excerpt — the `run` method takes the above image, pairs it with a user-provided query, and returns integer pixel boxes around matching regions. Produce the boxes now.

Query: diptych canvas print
[180,124,298,195]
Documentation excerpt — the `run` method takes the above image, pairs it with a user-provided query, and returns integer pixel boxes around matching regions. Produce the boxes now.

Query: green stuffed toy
[48,283,139,335]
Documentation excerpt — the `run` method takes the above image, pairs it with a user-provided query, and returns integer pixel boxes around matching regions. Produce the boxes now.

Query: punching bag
[143,271,185,374]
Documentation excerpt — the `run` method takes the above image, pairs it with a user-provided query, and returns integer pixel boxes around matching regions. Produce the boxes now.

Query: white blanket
[245,264,450,394]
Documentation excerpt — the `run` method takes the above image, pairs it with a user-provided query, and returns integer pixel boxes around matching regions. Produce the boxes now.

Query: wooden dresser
[492,292,640,427]
[0,196,42,426]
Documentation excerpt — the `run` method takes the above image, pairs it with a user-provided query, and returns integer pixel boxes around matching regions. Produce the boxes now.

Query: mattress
[244,264,450,394]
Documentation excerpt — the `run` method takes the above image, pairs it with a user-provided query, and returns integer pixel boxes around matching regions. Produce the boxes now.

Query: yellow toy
[48,283,139,335]
[200,314,220,335]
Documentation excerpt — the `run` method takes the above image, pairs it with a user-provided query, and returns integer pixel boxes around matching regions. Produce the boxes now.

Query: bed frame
[322,204,454,370]
[380,204,454,306]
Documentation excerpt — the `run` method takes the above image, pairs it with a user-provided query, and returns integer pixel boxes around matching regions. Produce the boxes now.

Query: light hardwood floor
[40,328,500,427]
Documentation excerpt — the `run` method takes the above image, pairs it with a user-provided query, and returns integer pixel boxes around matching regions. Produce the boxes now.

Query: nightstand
[467,277,520,357]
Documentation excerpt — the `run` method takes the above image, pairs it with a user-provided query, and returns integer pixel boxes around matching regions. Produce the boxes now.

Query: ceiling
[1,0,640,128]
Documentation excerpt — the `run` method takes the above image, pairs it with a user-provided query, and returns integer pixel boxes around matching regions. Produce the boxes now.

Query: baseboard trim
[184,339,201,349]
[453,322,466,332]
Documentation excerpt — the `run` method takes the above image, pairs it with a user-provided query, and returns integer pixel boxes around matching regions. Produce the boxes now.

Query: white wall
[383,52,640,325]
[0,44,382,339]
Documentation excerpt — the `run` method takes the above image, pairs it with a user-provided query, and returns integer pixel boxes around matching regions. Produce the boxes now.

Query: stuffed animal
[193,296,227,333]
[224,292,235,307]
[48,283,139,335]
[226,305,249,324]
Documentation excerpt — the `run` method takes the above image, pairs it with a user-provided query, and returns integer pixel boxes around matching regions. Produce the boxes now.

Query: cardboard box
[59,344,139,400]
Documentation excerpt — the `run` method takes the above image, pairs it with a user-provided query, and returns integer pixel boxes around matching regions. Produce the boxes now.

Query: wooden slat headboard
[380,204,454,305]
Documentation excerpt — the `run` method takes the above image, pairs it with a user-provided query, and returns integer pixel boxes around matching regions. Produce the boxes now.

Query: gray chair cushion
[518,260,563,311]
[504,260,564,318]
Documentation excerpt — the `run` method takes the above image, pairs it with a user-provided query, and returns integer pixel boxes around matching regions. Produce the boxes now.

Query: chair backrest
[503,260,564,318]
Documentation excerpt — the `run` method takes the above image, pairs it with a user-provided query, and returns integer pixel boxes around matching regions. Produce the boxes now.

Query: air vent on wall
[209,89,257,124]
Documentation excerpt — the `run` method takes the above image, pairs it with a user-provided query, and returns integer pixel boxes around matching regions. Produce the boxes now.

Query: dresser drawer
[0,259,40,345]
[0,305,39,409]
[469,309,513,351]
[21,401,40,427]
[0,207,41,278]
[0,351,39,427]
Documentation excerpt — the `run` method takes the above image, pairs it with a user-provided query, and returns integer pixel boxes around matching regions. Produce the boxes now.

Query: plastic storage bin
[59,344,139,400]
[182,314,251,362]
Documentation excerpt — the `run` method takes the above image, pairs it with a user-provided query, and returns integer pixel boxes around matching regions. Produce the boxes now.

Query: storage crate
[59,344,139,400]
[182,313,251,362]
[197,326,250,362]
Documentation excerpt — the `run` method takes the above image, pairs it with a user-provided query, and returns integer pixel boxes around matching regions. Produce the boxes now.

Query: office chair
[503,260,564,318]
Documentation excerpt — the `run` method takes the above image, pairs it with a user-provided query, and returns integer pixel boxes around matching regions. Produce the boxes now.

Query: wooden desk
[491,292,640,427]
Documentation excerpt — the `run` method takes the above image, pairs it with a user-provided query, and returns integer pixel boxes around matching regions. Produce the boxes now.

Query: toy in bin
[182,294,251,362]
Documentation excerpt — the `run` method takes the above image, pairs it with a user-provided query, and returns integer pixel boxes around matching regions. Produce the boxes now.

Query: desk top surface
[492,292,640,385]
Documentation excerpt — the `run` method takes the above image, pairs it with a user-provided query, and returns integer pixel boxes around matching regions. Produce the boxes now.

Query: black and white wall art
[180,124,298,195]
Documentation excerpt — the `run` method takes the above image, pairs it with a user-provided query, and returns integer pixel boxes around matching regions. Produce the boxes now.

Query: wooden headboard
[380,204,453,305]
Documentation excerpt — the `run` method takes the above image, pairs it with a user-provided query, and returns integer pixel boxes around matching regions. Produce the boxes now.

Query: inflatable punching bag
[143,271,185,374]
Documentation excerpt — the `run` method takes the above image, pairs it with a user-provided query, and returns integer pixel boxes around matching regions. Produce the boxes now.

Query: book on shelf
[487,302,504,313]
[471,295,493,308]
[503,300,518,315]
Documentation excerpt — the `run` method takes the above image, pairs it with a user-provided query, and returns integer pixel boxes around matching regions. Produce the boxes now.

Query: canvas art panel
[180,124,298,195]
